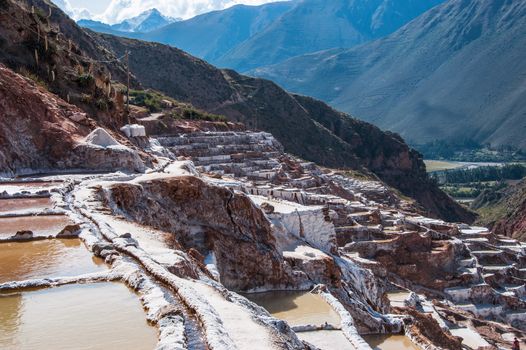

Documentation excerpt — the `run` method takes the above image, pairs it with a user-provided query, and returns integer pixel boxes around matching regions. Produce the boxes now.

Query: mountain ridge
[78,0,444,72]
[251,0,526,150]
[215,0,445,72]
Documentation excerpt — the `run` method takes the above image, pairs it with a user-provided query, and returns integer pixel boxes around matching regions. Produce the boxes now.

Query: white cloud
[57,0,280,24]
[52,0,93,20]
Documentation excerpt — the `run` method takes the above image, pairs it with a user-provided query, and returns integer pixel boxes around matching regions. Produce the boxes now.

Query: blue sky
[56,0,281,23]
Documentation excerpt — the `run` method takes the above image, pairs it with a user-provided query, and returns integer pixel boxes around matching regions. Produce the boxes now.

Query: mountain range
[78,8,178,33]
[252,0,526,151]
[79,0,444,71]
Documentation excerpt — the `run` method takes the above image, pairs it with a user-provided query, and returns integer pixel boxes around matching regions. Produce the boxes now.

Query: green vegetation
[95,98,109,111]
[417,139,526,162]
[77,73,95,88]
[432,164,526,199]
[129,89,166,112]
[18,68,48,89]
[424,160,463,172]
[338,169,375,181]
[130,89,227,122]
[441,182,506,199]
[173,108,227,122]
[432,164,526,184]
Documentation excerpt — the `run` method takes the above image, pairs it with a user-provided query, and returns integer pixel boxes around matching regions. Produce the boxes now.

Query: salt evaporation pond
[386,290,411,307]
[244,291,341,326]
[363,334,420,350]
[0,181,61,195]
[0,239,106,284]
[0,283,158,349]
[298,330,354,349]
[0,197,53,213]
[0,215,72,238]
[450,327,491,348]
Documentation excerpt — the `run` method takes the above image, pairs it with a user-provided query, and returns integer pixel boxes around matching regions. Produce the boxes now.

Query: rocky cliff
[0,64,144,175]
[0,0,134,129]
[474,178,526,241]
[108,176,302,291]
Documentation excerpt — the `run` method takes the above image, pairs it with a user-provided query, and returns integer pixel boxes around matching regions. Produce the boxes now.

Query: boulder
[12,230,33,240]
[57,224,81,238]
[260,202,275,214]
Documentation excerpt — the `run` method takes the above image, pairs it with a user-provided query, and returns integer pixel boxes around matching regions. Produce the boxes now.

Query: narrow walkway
[189,281,277,350]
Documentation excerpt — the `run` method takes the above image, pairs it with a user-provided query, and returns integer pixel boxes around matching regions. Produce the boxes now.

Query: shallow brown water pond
[244,291,341,326]
[298,330,353,349]
[363,334,420,350]
[0,283,158,349]
[0,197,53,213]
[0,215,72,238]
[0,239,106,284]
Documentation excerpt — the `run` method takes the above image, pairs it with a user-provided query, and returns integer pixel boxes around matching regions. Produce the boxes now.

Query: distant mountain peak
[116,8,179,33]
[78,8,179,34]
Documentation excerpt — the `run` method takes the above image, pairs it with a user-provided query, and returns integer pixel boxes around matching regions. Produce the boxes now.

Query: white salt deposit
[84,128,122,148]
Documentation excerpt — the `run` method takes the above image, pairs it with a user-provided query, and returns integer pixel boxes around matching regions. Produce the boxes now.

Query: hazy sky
[56,0,282,23]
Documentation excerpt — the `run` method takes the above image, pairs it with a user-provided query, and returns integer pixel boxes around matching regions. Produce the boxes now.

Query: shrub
[77,73,95,88]
[182,108,227,122]
[129,89,163,112]
[18,68,48,90]
[95,98,109,111]
[80,93,92,104]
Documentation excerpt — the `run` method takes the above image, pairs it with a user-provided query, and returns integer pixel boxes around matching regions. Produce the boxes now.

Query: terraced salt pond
[244,291,341,326]
[387,290,411,307]
[363,334,420,350]
[0,239,106,284]
[450,327,490,348]
[0,197,53,213]
[0,181,61,195]
[245,291,353,349]
[0,215,72,238]
[0,283,158,349]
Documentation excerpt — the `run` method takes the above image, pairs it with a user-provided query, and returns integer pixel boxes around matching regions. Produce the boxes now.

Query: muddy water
[0,239,106,284]
[363,335,420,350]
[244,291,341,326]
[0,283,158,349]
[450,328,490,348]
[0,215,72,238]
[387,291,411,302]
[0,197,53,213]
[298,330,353,349]
[387,291,411,307]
